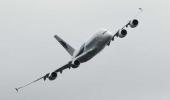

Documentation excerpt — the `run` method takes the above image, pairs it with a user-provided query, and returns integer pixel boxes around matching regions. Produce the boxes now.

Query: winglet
[14,74,48,92]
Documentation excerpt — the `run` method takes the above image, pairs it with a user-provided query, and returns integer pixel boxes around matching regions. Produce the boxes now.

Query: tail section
[54,35,75,56]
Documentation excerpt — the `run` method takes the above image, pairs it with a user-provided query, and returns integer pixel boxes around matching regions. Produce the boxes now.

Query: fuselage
[72,29,112,63]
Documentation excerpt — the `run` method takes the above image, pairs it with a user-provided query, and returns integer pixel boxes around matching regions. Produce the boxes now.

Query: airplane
[15,8,143,92]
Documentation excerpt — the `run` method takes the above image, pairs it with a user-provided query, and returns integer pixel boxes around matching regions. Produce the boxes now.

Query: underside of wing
[111,8,143,41]
[15,61,72,92]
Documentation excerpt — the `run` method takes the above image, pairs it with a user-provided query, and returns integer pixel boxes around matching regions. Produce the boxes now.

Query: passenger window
[102,31,107,34]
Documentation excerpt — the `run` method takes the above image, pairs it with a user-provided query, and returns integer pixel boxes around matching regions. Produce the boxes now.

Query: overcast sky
[0,0,170,100]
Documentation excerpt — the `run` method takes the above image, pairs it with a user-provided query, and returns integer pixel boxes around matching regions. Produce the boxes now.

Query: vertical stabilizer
[54,35,75,56]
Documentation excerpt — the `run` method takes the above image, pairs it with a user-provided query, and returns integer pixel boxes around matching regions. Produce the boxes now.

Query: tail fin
[54,35,75,56]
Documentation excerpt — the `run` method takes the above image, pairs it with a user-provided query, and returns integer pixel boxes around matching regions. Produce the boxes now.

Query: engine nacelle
[129,19,138,28]
[48,72,57,81]
[118,29,127,38]
[72,60,80,68]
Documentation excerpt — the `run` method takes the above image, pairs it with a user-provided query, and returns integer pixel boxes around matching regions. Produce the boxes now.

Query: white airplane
[15,8,143,92]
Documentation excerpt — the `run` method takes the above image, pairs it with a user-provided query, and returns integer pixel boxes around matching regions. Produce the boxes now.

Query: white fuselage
[72,29,112,63]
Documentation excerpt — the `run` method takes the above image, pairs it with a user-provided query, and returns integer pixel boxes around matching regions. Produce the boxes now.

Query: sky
[0,0,170,100]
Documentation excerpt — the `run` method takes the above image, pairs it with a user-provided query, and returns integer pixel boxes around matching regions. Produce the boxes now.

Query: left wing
[15,61,72,92]
[15,48,97,92]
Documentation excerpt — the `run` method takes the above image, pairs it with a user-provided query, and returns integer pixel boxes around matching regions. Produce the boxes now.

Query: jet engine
[118,29,127,38]
[129,19,139,28]
[48,72,57,81]
[72,60,80,68]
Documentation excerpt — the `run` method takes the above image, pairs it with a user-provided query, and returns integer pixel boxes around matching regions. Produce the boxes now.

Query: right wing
[111,8,143,41]
[15,61,72,92]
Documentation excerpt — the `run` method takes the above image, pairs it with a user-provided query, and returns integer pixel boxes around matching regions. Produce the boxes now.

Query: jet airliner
[15,8,143,92]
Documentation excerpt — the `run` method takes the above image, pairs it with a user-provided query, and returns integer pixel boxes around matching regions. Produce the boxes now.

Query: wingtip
[15,88,19,92]
[139,8,143,12]
[54,34,59,38]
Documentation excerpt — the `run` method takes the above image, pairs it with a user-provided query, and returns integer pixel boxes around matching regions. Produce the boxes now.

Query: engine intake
[129,19,138,28]
[48,72,57,81]
[72,60,80,68]
[118,29,127,38]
